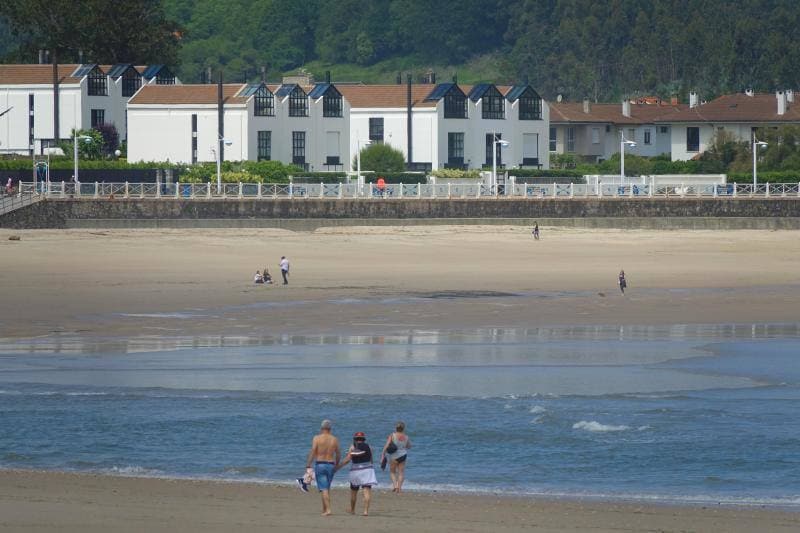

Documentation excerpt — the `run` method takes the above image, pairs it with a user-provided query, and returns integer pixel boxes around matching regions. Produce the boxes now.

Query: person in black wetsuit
[336,431,377,516]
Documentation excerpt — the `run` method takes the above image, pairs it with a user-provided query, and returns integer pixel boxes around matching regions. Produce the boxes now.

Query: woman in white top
[381,421,411,493]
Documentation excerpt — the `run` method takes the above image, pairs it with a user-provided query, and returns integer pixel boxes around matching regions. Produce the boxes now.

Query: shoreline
[1,469,798,533]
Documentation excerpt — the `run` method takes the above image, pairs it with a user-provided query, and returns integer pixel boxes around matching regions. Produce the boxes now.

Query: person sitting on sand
[381,421,411,493]
[305,419,340,516]
[254,271,264,284]
[263,269,272,284]
[336,431,377,516]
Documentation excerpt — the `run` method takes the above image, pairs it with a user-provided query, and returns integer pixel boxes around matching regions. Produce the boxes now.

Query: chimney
[78,49,84,64]
[689,92,699,108]
[582,98,591,114]
[786,89,794,103]
[777,90,787,115]
[745,88,754,97]
[38,49,45,64]
[325,70,331,83]
[261,66,267,83]
[622,100,631,118]
[430,71,436,84]
[407,73,413,165]
[206,67,212,84]
[218,71,225,163]
[670,95,679,106]
[396,72,402,85]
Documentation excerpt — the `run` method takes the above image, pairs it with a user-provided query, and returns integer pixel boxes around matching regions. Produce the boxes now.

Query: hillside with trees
[2,0,799,101]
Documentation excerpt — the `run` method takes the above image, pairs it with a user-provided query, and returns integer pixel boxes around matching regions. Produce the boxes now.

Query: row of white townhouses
[2,63,800,170]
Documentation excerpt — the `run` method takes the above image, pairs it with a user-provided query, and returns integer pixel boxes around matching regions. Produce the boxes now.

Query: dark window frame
[644,129,652,145]
[155,68,175,85]
[91,109,105,128]
[322,86,342,118]
[258,130,272,161]
[549,127,557,152]
[444,88,468,119]
[518,89,542,120]
[448,132,465,166]
[686,127,700,152]
[292,131,306,164]
[482,87,505,120]
[121,68,141,97]
[566,127,576,153]
[254,86,275,117]
[369,117,384,143]
[289,87,309,117]
[485,133,503,166]
[87,67,108,96]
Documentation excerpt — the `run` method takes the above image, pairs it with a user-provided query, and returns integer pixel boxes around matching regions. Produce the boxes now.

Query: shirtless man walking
[305,419,341,516]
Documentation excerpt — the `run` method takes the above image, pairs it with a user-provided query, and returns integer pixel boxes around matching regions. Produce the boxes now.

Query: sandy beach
[1,470,798,533]
[1,226,799,340]
[1,225,800,532]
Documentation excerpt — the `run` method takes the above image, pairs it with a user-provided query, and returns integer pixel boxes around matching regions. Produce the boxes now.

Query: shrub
[431,168,482,179]
[354,143,406,173]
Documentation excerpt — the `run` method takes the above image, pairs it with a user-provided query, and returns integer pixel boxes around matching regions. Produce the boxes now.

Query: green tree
[60,129,104,160]
[355,143,406,173]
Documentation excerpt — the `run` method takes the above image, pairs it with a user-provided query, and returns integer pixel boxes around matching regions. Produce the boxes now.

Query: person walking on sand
[305,419,340,516]
[279,256,290,285]
[618,269,627,294]
[532,222,540,240]
[381,421,411,493]
[336,431,378,516]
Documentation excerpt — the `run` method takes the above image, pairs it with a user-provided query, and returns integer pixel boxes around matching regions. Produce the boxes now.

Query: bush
[354,143,406,173]
[509,168,585,178]
[431,168,482,179]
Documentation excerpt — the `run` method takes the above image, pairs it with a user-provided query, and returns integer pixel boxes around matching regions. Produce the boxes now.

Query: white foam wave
[637,425,651,431]
[103,465,163,476]
[529,405,547,414]
[573,421,630,432]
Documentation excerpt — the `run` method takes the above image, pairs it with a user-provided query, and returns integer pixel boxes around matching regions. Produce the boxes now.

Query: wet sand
[1,226,799,340]
[0,470,798,533]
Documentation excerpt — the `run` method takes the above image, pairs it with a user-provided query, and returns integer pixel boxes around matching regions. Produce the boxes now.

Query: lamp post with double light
[620,130,636,186]
[492,136,510,194]
[752,137,768,188]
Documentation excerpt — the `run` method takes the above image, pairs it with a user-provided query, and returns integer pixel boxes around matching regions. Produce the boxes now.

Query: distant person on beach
[618,269,627,294]
[381,421,411,493]
[305,419,340,516]
[532,222,540,240]
[263,269,273,284]
[279,256,290,285]
[336,431,378,516]
[254,271,264,284]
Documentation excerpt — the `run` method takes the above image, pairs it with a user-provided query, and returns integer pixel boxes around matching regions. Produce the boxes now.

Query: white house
[656,91,800,161]
[126,80,350,169]
[0,63,178,155]
[549,98,680,163]
[339,81,550,171]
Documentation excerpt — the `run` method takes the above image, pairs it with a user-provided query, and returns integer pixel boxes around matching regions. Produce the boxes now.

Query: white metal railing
[15,181,800,201]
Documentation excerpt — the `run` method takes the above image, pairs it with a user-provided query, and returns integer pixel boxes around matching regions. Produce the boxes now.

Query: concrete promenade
[2,197,800,230]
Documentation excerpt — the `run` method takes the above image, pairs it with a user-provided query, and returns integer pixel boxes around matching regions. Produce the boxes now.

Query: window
[254,86,275,117]
[156,69,175,85]
[686,127,700,152]
[482,87,505,119]
[292,131,306,164]
[28,94,34,154]
[549,127,557,152]
[121,69,141,97]
[566,127,575,153]
[444,90,467,119]
[258,131,271,161]
[522,133,539,166]
[591,128,600,144]
[448,132,464,166]
[91,109,105,128]
[644,129,652,145]
[88,68,107,96]
[660,126,668,134]
[485,133,502,166]
[369,117,384,143]
[191,114,198,164]
[628,129,636,142]
[289,87,308,117]
[519,90,542,120]
[322,87,342,117]
[326,131,341,166]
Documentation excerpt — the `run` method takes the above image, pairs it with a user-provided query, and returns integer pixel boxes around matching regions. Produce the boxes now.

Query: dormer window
[322,86,342,118]
[518,88,542,120]
[254,86,275,116]
[289,86,308,117]
[444,91,467,119]
[121,68,141,97]
[87,67,107,96]
[482,86,505,119]
[156,68,175,85]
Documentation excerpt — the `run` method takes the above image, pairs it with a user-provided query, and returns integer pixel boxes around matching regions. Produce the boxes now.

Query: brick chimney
[670,95,679,106]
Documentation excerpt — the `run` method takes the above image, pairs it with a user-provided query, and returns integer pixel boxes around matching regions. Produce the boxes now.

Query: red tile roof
[654,93,800,123]
[128,84,249,105]
[337,84,439,108]
[0,64,83,85]
[550,101,686,125]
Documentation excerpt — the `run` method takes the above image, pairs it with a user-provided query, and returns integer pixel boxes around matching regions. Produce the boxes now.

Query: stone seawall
[3,197,800,230]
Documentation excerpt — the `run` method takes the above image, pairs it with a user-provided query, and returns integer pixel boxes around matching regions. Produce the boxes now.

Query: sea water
[1,324,799,508]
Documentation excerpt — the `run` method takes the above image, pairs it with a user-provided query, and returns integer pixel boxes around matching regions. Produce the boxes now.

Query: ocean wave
[573,421,630,432]
[103,465,163,476]
[221,466,264,475]
[529,405,547,414]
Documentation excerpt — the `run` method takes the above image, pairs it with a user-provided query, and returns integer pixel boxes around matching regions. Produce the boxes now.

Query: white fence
[17,181,800,200]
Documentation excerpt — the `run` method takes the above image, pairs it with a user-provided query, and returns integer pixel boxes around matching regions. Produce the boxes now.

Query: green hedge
[0,157,177,171]
[509,168,585,178]
[728,171,800,183]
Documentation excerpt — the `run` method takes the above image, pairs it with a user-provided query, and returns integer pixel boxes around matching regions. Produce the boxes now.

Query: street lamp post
[356,138,372,195]
[214,136,233,194]
[73,131,93,188]
[752,137,768,188]
[619,130,636,185]
[492,135,510,195]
